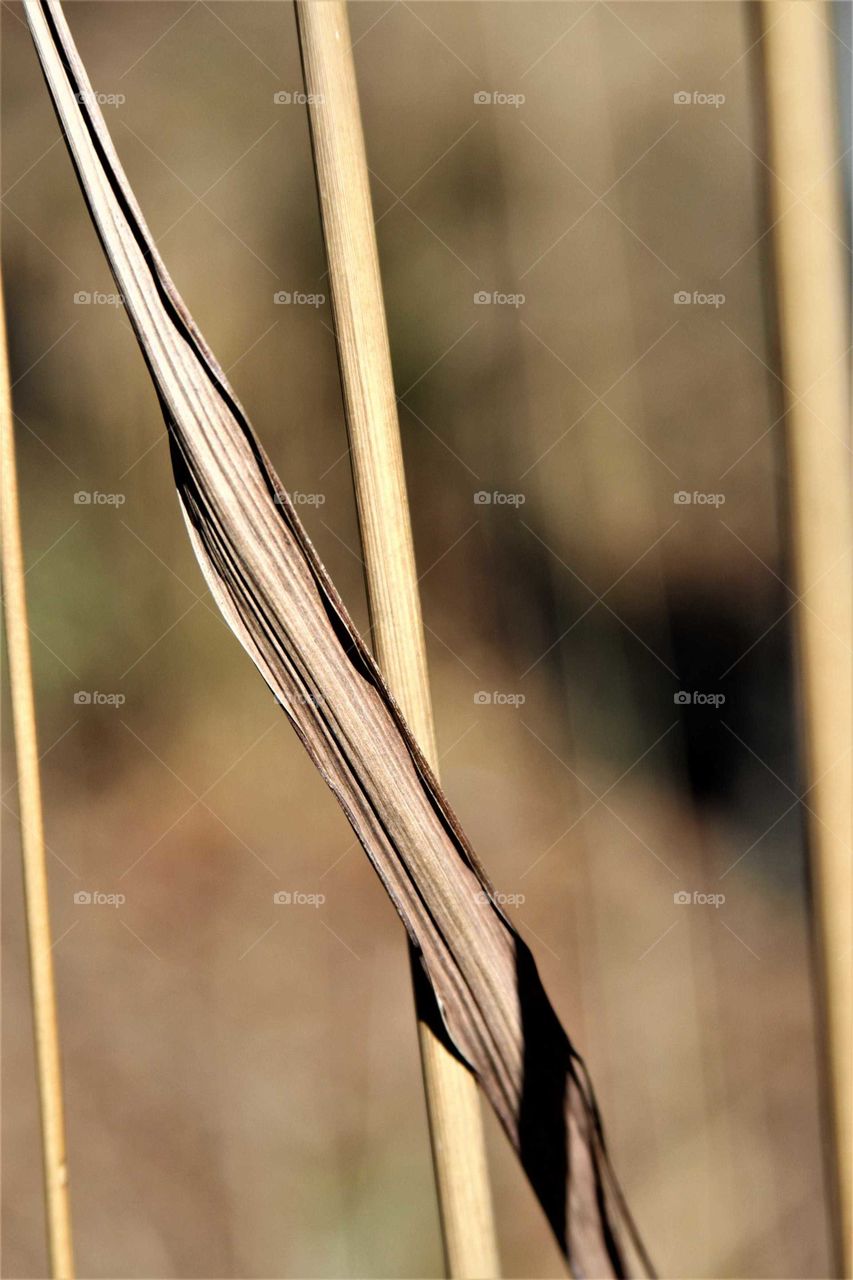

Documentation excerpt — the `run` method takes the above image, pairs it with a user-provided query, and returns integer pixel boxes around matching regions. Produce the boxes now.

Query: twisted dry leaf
[22,2,654,1274]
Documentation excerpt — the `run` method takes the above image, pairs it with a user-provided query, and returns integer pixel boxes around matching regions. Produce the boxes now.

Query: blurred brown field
[2,2,849,1277]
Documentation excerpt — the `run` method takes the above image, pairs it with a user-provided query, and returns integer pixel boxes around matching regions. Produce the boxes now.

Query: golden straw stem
[761,5,852,1273]
[0,283,74,1276]
[294,4,500,1274]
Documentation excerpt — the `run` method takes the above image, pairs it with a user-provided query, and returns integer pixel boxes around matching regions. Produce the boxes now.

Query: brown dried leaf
[22,3,654,1274]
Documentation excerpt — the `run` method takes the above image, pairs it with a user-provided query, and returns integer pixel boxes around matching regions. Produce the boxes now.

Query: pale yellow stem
[294,4,500,1275]
[0,283,75,1276]
[761,5,852,1273]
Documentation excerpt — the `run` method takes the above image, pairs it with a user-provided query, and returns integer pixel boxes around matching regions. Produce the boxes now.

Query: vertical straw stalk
[0,279,75,1278]
[294,4,500,1275]
[760,4,852,1273]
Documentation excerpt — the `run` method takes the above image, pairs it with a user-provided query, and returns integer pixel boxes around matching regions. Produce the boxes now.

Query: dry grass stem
[761,4,853,1272]
[294,3,498,1274]
[0,274,75,1278]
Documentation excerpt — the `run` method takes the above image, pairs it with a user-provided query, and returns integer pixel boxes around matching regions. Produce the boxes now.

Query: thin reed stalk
[0,278,75,1278]
[293,4,498,1274]
[760,5,852,1273]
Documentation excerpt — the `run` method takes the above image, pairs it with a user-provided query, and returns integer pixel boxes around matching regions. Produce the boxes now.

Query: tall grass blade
[22,2,654,1273]
[294,3,498,1274]
[0,274,75,1277]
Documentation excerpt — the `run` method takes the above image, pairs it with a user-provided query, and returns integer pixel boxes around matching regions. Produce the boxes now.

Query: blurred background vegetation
[2,2,850,1276]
